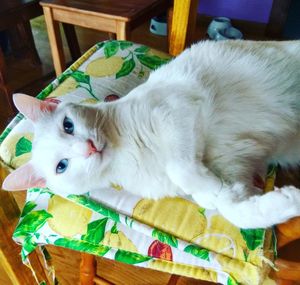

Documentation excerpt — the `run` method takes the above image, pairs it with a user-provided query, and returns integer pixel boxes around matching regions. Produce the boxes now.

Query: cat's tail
[215,183,300,229]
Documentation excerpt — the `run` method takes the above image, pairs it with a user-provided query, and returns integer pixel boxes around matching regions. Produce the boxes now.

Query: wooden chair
[40,0,172,76]
[78,1,300,284]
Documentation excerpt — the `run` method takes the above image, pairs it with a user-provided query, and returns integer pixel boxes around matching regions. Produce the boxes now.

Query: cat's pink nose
[87,139,97,156]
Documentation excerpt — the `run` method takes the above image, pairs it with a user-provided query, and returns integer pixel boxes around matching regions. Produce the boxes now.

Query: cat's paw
[275,186,300,214]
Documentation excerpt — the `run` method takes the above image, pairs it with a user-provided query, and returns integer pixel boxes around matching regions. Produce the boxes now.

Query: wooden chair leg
[274,279,295,285]
[80,253,97,285]
[43,6,66,76]
[273,217,300,283]
[62,23,81,61]
[116,21,130,40]
[167,274,180,285]
[168,0,198,56]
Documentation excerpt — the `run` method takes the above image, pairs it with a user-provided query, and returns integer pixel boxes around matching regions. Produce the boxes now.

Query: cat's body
[3,40,300,228]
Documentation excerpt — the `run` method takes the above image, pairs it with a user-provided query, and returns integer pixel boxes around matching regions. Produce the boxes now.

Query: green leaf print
[152,229,178,248]
[20,201,37,217]
[15,136,32,157]
[134,45,150,53]
[97,42,105,49]
[13,210,52,238]
[57,70,73,84]
[227,276,239,285]
[54,238,110,256]
[184,245,210,261]
[23,236,37,254]
[115,249,152,264]
[116,58,136,79]
[71,70,90,85]
[37,84,54,100]
[119,41,133,50]
[82,218,108,244]
[240,228,265,250]
[0,127,12,144]
[104,41,119,58]
[67,195,120,222]
[136,54,169,70]
[28,187,54,196]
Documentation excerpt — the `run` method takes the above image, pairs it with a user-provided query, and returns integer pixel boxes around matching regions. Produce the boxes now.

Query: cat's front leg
[166,160,223,209]
[215,183,300,228]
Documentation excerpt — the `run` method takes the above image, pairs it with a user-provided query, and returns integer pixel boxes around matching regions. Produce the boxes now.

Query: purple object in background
[198,0,273,23]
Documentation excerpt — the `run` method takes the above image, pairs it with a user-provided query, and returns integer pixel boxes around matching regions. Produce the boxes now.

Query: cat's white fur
[3,40,300,229]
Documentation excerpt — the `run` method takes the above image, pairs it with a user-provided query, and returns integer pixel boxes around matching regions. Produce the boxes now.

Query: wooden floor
[0,15,300,285]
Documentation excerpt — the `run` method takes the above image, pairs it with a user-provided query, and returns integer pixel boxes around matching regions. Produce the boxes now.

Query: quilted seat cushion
[0,41,276,285]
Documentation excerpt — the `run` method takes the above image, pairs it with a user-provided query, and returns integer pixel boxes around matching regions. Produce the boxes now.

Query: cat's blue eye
[63,117,74,135]
[56,159,69,174]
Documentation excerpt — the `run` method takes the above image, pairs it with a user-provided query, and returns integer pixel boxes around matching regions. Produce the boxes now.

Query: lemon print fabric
[47,77,78,98]
[86,56,124,77]
[101,223,137,253]
[148,260,218,283]
[0,132,33,168]
[47,195,92,237]
[133,197,207,242]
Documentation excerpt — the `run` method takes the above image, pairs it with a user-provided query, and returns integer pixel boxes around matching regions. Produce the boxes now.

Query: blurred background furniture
[0,0,43,114]
[40,0,172,75]
[0,0,85,115]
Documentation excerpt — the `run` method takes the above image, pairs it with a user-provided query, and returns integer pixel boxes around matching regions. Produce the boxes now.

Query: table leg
[116,21,130,40]
[43,6,66,76]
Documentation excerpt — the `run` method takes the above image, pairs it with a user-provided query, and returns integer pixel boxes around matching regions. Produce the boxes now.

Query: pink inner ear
[13,93,57,122]
[2,163,46,191]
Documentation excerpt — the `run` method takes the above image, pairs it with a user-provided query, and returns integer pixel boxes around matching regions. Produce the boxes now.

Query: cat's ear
[2,163,46,191]
[13,93,58,122]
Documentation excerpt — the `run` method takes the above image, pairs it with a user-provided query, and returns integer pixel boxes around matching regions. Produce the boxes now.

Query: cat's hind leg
[215,183,300,228]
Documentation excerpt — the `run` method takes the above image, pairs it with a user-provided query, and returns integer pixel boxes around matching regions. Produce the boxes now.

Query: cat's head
[2,94,119,195]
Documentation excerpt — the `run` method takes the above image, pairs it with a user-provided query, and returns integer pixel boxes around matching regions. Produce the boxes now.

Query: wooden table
[40,0,172,76]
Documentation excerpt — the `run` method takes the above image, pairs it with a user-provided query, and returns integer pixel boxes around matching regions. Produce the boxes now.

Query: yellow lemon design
[11,153,32,169]
[216,254,260,285]
[192,215,246,260]
[147,48,171,59]
[0,133,33,168]
[48,77,78,98]
[148,259,218,283]
[133,197,207,242]
[86,56,124,77]
[48,195,93,237]
[101,231,137,252]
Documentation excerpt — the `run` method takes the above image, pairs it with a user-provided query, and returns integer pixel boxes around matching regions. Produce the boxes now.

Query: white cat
[3,40,300,229]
